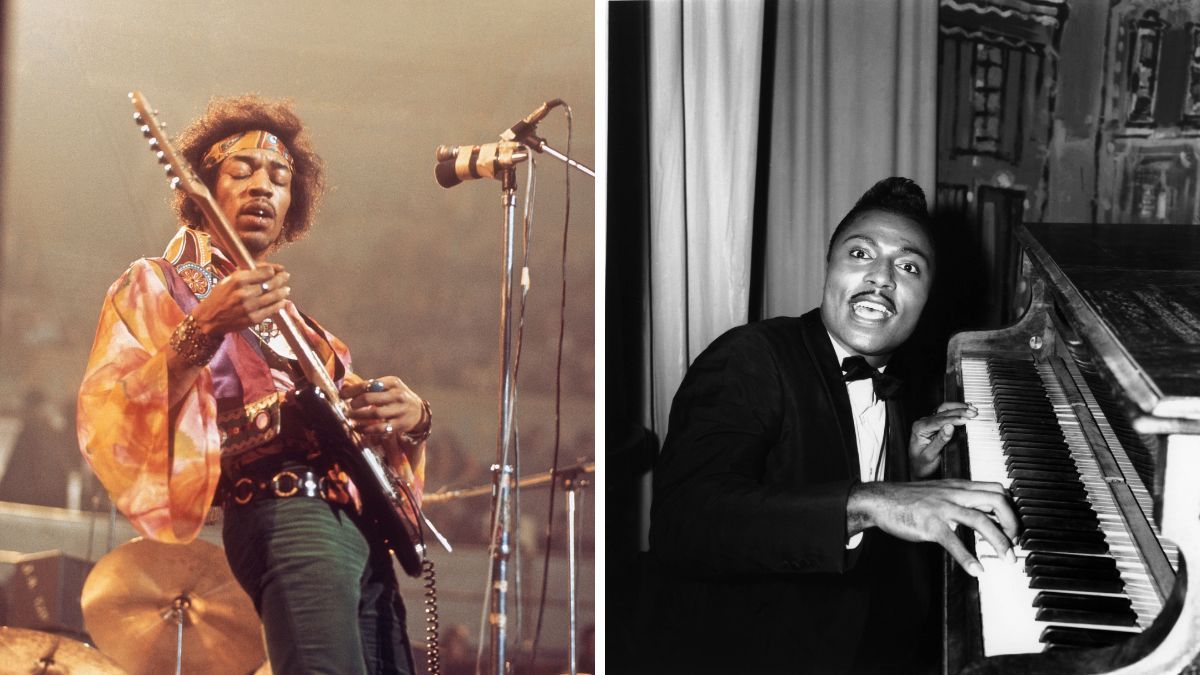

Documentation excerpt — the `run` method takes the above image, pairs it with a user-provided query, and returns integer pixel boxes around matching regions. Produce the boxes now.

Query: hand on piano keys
[848,479,1019,577]
[909,401,980,478]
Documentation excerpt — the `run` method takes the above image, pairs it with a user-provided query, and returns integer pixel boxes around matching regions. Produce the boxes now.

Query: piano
[943,223,1200,674]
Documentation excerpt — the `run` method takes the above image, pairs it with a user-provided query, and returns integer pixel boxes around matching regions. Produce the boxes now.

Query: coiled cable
[423,558,441,675]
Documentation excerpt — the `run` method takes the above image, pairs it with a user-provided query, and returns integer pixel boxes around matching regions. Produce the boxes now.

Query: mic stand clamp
[500,128,594,178]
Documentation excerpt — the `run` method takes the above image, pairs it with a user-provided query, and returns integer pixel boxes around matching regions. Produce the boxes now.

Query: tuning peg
[148,138,159,149]
[155,150,166,162]
[140,125,152,138]
[169,176,181,191]
[163,164,175,176]
[133,112,143,124]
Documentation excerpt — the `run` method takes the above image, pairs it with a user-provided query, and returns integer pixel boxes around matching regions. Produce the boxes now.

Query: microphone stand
[483,108,592,673]
[487,166,519,675]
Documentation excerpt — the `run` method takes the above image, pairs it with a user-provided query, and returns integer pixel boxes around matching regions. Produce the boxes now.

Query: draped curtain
[643,0,938,442]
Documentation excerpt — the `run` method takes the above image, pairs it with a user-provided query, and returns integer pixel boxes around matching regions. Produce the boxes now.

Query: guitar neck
[128,91,342,405]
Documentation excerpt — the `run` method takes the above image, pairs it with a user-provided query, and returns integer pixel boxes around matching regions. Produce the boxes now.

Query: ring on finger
[367,379,386,393]
[384,422,394,435]
[260,281,271,293]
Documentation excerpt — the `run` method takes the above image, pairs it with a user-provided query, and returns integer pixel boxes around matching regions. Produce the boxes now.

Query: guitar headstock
[128,91,207,200]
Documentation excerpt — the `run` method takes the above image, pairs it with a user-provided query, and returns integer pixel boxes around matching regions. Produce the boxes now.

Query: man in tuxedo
[643,177,1018,673]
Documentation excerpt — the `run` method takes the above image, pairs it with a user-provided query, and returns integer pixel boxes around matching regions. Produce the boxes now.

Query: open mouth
[850,298,895,320]
[239,202,275,224]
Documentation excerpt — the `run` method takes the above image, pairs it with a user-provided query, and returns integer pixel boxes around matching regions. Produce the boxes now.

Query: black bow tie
[841,355,902,400]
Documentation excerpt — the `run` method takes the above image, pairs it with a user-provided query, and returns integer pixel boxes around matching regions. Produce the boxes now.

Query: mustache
[850,290,895,312]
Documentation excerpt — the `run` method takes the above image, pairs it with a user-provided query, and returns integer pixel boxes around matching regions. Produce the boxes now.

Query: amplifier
[3,550,93,639]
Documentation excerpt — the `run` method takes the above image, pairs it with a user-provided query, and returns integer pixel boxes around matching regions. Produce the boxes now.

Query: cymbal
[0,626,126,674]
[80,538,264,675]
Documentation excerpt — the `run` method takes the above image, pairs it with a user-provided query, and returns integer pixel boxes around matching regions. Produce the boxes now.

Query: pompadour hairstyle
[172,94,325,244]
[825,177,934,264]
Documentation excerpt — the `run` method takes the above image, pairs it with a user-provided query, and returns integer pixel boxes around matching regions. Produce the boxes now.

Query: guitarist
[77,94,429,674]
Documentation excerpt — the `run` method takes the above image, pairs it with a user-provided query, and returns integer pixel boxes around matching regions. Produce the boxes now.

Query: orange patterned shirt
[77,228,424,543]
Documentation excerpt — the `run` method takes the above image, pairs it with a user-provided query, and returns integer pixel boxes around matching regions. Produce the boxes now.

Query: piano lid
[1018,223,1200,422]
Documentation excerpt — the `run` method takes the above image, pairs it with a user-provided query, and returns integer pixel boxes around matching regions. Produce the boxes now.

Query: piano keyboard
[960,356,1163,655]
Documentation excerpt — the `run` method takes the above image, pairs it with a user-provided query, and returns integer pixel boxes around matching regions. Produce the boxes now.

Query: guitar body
[294,386,425,577]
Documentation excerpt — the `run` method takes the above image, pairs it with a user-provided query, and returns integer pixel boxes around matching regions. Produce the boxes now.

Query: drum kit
[1,538,268,675]
[1,461,594,674]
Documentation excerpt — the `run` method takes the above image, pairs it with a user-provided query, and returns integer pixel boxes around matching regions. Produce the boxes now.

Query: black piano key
[996,405,1055,416]
[1026,552,1116,571]
[1000,428,1066,441]
[991,401,1054,414]
[988,379,1046,389]
[1035,607,1138,627]
[1004,433,1068,446]
[1028,564,1120,581]
[1020,506,1099,522]
[1022,515,1099,531]
[1009,469,1080,482]
[1016,499,1096,513]
[1000,424,1061,436]
[993,402,1054,414]
[1003,445,1072,459]
[1002,431,1063,442]
[986,357,1036,368]
[1034,590,1130,612]
[1022,537,1109,555]
[1019,528,1105,545]
[992,386,1049,398]
[1012,487,1089,503]
[1039,626,1131,648]
[998,414,1059,424]
[1007,456,1078,471]
[1030,575,1124,593]
[1010,479,1087,495]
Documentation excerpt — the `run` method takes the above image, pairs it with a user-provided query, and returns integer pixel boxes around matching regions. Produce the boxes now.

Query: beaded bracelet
[400,399,433,446]
[170,314,222,367]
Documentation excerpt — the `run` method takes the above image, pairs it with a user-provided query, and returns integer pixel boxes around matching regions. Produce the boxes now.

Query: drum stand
[164,595,191,675]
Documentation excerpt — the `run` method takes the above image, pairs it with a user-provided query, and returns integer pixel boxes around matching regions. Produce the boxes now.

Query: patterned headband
[201,130,294,171]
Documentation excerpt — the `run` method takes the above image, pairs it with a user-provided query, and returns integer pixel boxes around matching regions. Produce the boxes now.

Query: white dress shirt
[829,334,888,549]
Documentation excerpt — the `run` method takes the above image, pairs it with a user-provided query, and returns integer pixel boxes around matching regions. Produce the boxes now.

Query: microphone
[434,141,529,188]
[499,98,564,148]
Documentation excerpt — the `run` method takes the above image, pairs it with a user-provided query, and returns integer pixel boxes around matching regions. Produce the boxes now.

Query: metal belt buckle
[233,477,256,505]
[271,470,300,497]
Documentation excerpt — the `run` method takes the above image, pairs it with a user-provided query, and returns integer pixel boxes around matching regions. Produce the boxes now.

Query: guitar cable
[392,475,442,675]
[422,559,441,675]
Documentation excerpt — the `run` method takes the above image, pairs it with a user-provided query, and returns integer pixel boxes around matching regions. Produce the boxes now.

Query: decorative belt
[223,463,358,508]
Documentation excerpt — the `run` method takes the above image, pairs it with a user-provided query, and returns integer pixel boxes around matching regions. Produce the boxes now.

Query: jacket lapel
[799,310,860,480]
[884,398,911,482]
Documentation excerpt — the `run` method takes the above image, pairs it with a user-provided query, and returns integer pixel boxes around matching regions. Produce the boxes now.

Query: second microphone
[434,141,529,188]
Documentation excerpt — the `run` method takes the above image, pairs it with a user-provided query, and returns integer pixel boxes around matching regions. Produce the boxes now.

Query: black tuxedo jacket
[641,309,937,674]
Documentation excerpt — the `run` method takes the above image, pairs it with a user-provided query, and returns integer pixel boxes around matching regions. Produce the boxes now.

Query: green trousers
[223,495,415,674]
